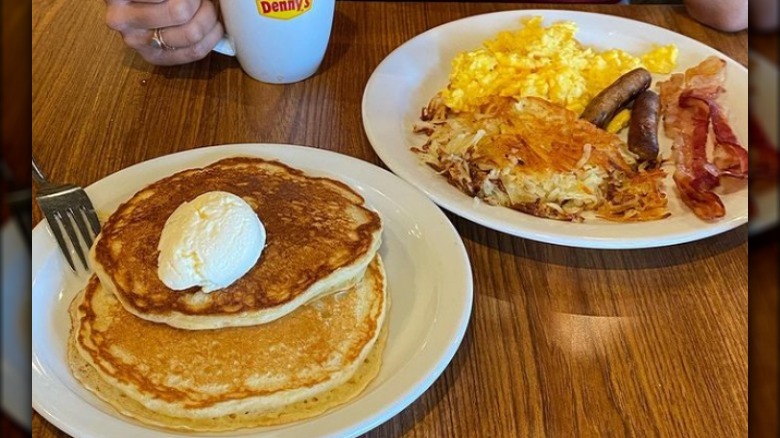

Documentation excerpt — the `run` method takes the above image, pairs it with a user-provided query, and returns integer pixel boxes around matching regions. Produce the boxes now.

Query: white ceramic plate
[2,221,31,429]
[748,52,778,235]
[363,10,749,248]
[31,144,473,438]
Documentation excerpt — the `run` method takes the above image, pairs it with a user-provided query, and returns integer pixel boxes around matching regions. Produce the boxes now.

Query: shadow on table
[119,46,232,81]
[453,214,747,270]
[367,317,474,437]
[317,10,357,77]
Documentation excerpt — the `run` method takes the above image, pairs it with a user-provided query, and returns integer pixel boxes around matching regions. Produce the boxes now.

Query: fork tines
[38,187,101,272]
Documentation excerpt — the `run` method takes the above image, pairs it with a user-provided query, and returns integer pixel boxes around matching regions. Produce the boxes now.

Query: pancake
[90,157,383,329]
[68,256,387,431]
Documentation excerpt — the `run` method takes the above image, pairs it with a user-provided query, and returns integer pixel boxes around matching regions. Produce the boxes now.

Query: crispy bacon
[677,94,717,182]
[660,57,726,138]
[679,87,748,179]
[673,172,725,219]
[684,56,726,89]
[659,73,685,139]
[658,56,747,221]
[710,103,748,178]
[674,93,724,219]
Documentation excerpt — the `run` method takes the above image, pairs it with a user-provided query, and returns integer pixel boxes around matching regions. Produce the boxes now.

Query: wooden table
[32,1,750,436]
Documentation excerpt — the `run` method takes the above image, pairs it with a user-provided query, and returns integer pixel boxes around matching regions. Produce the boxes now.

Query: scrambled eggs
[441,17,677,120]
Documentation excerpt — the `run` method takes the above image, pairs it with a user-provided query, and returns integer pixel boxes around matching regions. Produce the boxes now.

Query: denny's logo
[256,0,312,20]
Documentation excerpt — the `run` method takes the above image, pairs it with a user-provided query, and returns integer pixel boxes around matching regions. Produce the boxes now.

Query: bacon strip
[659,73,685,139]
[679,87,748,179]
[673,94,724,220]
[710,103,748,178]
[673,172,725,219]
[684,56,726,89]
[658,56,746,221]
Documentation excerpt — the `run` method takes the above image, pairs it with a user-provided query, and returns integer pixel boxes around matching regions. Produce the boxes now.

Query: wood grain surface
[31,2,751,437]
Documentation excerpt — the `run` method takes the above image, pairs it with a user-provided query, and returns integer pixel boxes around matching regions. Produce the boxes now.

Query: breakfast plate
[748,51,778,236]
[363,10,749,248]
[31,144,473,437]
[2,221,31,429]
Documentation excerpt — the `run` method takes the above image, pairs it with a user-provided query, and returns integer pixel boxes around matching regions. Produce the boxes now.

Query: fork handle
[32,156,49,186]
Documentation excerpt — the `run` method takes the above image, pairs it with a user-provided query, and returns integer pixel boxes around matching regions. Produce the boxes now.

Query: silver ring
[150,28,174,51]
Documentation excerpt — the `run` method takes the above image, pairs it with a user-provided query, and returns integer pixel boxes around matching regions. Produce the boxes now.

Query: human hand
[104,0,224,66]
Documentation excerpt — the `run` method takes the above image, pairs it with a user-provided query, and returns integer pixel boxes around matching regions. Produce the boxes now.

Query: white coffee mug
[213,0,335,84]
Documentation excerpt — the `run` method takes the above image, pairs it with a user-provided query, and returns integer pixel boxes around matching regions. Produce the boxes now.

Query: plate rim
[31,143,474,438]
[362,9,749,249]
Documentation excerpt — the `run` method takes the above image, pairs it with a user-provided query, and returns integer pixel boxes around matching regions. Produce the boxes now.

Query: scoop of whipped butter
[157,191,265,293]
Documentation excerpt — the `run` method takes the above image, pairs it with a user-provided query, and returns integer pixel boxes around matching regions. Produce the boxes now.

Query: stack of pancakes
[68,157,387,431]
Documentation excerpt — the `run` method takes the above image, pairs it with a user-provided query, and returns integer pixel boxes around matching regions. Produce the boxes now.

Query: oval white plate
[748,51,778,235]
[31,144,473,438]
[363,10,748,248]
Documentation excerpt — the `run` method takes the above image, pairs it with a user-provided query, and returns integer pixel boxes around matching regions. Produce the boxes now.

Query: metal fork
[32,157,101,271]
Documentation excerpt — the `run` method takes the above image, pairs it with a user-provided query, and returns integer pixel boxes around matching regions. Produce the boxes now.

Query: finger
[139,20,223,66]
[106,0,201,31]
[125,1,217,48]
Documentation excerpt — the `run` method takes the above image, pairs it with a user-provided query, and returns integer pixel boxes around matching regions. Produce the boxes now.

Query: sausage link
[627,90,660,163]
[581,68,652,128]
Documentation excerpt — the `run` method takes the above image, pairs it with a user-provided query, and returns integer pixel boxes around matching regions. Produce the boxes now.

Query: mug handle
[212,35,236,56]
